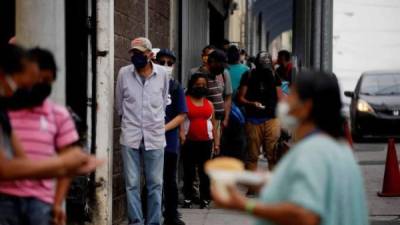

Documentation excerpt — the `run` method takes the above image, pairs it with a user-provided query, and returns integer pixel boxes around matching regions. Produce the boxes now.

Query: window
[361,74,400,96]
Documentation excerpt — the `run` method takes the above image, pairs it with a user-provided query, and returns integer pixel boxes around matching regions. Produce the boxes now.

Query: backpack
[230,102,245,125]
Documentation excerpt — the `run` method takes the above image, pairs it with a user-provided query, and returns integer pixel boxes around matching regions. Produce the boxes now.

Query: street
[180,141,400,225]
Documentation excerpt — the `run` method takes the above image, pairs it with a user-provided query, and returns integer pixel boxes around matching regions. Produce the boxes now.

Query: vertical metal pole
[312,0,322,70]
[321,0,333,72]
[94,0,114,224]
[145,0,149,38]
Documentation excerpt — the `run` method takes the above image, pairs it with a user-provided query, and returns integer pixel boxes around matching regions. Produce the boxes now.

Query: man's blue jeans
[0,194,52,225]
[121,144,164,225]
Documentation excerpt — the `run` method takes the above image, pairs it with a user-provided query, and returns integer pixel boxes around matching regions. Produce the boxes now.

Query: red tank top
[186,96,213,141]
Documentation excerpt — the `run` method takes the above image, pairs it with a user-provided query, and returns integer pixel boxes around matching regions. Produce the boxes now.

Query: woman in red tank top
[181,73,219,209]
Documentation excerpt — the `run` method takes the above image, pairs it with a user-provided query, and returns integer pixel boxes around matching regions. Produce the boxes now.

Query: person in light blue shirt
[227,46,249,93]
[211,71,369,225]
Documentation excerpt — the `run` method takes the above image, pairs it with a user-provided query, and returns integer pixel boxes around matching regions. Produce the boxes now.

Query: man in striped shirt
[190,49,233,135]
[0,48,79,225]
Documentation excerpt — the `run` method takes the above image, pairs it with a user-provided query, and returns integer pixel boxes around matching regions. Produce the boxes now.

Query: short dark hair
[278,50,291,61]
[227,45,240,64]
[202,45,216,55]
[28,47,57,80]
[207,49,227,63]
[187,72,208,95]
[295,70,344,138]
[223,39,230,45]
[0,44,28,76]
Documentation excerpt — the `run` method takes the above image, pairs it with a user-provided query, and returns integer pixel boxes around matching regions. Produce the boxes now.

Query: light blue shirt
[116,63,169,150]
[255,134,369,225]
[227,64,249,92]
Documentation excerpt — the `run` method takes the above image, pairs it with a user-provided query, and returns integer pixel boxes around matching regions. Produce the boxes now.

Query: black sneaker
[191,196,202,205]
[200,200,210,209]
[163,217,186,225]
[182,199,192,209]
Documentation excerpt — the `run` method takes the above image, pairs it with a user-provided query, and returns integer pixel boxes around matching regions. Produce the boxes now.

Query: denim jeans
[0,194,52,225]
[121,144,164,225]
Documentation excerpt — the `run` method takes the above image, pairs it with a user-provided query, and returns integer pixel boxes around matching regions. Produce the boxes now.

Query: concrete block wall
[113,0,170,224]
[149,0,170,49]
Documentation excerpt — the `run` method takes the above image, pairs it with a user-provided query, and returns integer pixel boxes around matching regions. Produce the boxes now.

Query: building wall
[228,0,247,48]
[149,0,170,48]
[113,0,170,224]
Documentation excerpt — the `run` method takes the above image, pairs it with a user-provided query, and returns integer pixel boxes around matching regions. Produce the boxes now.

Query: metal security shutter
[180,0,209,88]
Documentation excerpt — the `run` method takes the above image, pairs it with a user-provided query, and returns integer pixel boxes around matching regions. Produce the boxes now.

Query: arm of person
[223,71,233,128]
[165,113,186,132]
[276,86,284,101]
[237,71,259,108]
[53,178,69,225]
[53,144,79,225]
[0,146,98,180]
[223,94,232,128]
[237,85,258,107]
[210,102,220,155]
[251,202,320,225]
[163,73,170,111]
[115,68,124,118]
[212,186,320,225]
[179,123,186,145]
[166,83,188,132]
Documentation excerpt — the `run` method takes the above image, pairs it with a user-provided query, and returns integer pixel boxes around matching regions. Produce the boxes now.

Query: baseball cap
[130,37,152,53]
[156,49,176,61]
[256,51,273,68]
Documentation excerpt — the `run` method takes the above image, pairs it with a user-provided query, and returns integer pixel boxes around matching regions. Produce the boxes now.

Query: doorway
[209,4,225,48]
[0,0,15,44]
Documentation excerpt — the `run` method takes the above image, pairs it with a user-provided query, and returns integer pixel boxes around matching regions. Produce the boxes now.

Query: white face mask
[163,66,174,79]
[276,101,299,132]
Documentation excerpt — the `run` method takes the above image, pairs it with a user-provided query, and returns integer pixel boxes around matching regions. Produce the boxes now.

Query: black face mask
[191,86,208,98]
[131,54,149,69]
[0,83,51,110]
[30,83,52,105]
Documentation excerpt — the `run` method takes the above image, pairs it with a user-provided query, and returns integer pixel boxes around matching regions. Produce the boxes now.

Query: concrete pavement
[181,209,252,225]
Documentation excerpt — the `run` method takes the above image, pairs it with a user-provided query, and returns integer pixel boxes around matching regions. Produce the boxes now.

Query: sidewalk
[180,208,252,225]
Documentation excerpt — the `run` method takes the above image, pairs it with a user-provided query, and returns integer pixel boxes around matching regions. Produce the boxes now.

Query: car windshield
[360,74,400,96]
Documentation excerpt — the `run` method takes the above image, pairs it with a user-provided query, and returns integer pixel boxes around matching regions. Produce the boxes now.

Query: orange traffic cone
[378,138,400,197]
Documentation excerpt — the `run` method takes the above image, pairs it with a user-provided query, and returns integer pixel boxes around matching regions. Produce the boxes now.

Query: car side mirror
[344,91,354,98]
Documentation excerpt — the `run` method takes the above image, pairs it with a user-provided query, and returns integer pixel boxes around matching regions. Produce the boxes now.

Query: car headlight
[357,99,375,113]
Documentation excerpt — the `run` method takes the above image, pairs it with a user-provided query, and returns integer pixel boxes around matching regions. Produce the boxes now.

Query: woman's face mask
[162,66,174,79]
[276,88,308,133]
[276,101,299,132]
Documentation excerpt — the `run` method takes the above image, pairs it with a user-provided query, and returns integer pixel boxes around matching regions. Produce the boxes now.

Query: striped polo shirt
[190,66,233,120]
[0,99,79,204]
[207,74,225,119]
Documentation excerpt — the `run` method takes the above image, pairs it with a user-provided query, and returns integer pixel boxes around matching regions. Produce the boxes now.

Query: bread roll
[205,157,244,172]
